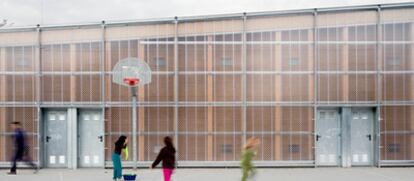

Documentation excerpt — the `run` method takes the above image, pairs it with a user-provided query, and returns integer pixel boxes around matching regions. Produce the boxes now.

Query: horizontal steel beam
[104,160,315,168]
[106,131,312,135]
[379,160,414,166]
[1,71,413,76]
[0,3,413,32]
[1,102,414,107]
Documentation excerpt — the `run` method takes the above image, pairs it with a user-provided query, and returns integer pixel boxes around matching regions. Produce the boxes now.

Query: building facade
[0,3,413,168]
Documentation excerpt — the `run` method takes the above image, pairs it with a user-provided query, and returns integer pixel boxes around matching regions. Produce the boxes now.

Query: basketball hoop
[123,77,140,86]
[111,57,151,170]
[112,57,151,87]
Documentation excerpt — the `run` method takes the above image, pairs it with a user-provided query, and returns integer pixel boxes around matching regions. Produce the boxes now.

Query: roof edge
[0,2,413,32]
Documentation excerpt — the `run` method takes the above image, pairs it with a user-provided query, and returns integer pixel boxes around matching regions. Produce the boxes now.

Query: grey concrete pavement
[0,167,413,181]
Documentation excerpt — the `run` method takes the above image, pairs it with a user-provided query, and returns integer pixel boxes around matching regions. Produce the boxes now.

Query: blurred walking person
[240,137,260,181]
[112,135,128,181]
[8,121,38,175]
[150,136,176,181]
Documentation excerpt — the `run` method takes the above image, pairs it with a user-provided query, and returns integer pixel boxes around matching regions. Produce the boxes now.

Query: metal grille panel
[0,5,413,167]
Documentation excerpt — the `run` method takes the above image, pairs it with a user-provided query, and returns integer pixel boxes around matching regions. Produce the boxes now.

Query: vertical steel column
[131,87,137,169]
[242,13,247,145]
[100,20,107,168]
[375,5,382,168]
[36,24,42,168]
[341,107,352,167]
[313,9,318,168]
[173,17,179,159]
[0,48,5,162]
[67,108,78,169]
[101,21,106,105]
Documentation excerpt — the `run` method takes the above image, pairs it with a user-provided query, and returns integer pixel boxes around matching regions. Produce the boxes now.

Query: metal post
[101,21,106,105]
[174,17,179,157]
[131,86,137,169]
[100,20,107,169]
[341,107,352,167]
[375,5,382,168]
[312,9,318,168]
[36,24,42,169]
[242,13,247,145]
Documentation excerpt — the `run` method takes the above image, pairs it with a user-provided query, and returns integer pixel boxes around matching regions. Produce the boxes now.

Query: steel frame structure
[0,2,413,168]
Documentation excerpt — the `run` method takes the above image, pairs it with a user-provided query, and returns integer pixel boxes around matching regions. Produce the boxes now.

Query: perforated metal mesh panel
[0,5,413,166]
[0,107,38,161]
[380,106,414,160]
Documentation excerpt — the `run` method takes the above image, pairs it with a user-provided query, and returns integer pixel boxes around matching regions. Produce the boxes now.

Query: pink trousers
[163,168,174,181]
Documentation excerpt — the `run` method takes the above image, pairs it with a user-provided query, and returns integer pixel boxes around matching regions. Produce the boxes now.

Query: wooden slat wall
[138,43,146,161]
[308,30,314,102]
[178,20,243,36]
[274,32,282,160]
[342,27,349,101]
[41,28,101,44]
[0,48,6,102]
[0,8,413,163]
[317,11,377,27]
[0,31,37,46]
[70,44,77,101]
[105,42,112,101]
[207,35,214,161]
[107,24,175,40]
[246,15,313,32]
[307,30,314,160]
[410,23,414,160]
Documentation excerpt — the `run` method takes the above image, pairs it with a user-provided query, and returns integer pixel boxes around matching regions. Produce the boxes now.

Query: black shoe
[7,172,16,175]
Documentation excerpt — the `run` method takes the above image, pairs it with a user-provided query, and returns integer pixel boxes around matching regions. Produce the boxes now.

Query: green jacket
[241,148,256,169]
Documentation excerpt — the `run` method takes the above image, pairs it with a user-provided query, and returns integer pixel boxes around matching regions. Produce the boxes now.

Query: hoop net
[112,57,152,87]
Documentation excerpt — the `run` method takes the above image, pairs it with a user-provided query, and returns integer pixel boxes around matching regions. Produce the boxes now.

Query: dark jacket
[14,128,26,151]
[151,146,176,169]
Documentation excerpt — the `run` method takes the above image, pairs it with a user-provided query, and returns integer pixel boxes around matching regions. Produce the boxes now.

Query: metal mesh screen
[212,107,242,161]
[0,41,40,162]
[178,107,208,161]
[41,75,71,102]
[0,5,413,166]
[105,107,132,161]
[144,75,173,102]
[41,44,71,72]
[0,107,38,161]
[75,42,103,102]
[380,106,414,160]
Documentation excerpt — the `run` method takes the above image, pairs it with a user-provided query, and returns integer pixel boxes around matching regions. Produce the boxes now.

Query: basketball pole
[112,57,151,169]
[131,86,138,169]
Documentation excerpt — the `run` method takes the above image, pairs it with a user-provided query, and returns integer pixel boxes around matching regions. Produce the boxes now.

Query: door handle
[98,136,103,142]
[316,134,321,141]
[46,136,51,142]
[366,134,372,141]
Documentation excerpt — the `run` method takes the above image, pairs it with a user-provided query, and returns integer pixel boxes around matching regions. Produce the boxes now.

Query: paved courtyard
[0,167,413,181]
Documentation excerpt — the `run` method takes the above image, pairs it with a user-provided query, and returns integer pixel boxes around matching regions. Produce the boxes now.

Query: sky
[0,0,413,27]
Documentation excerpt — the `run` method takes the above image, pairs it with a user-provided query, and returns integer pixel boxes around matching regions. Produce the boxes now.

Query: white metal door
[316,110,340,166]
[44,110,68,168]
[350,109,373,166]
[78,110,104,167]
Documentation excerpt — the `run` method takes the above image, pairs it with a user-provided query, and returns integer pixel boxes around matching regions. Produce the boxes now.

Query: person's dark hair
[115,135,127,145]
[164,136,175,149]
[10,121,21,126]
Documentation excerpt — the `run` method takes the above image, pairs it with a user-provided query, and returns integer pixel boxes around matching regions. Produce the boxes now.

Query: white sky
[0,0,413,26]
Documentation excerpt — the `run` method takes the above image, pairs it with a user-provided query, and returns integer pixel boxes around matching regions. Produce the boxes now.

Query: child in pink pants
[150,136,176,181]
[163,168,174,181]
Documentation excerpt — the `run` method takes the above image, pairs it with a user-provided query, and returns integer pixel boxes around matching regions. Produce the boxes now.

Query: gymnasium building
[0,2,413,168]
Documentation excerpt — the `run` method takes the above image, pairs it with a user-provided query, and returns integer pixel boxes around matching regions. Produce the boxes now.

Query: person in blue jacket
[8,121,38,175]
